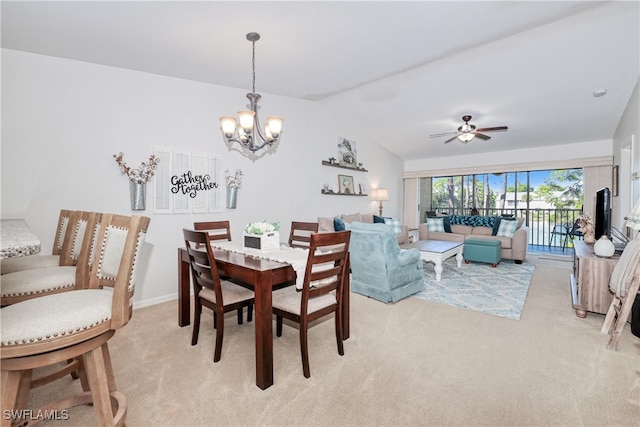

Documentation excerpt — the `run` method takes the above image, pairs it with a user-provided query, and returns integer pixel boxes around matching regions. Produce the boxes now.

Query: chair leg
[213,309,224,363]
[237,308,243,325]
[1,370,22,427]
[299,322,311,378]
[1,369,33,427]
[247,304,253,323]
[191,299,202,346]
[83,345,116,426]
[335,310,344,356]
[276,315,283,337]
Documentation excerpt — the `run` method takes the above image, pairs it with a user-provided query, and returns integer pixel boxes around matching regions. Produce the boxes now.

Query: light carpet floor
[413,258,534,319]
[27,255,640,426]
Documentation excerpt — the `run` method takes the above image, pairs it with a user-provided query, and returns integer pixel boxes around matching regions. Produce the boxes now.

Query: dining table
[1,219,42,259]
[177,244,350,390]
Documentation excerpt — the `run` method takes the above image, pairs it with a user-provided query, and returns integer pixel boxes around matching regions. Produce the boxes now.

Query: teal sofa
[345,222,425,303]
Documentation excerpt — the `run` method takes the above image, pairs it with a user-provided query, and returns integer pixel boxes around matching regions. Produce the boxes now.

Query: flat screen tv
[594,187,611,240]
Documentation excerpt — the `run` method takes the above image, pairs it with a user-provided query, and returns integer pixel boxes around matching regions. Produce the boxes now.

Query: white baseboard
[133,293,178,310]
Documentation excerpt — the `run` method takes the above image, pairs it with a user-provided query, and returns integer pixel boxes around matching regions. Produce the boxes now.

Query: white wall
[1,49,404,307]
[612,77,640,231]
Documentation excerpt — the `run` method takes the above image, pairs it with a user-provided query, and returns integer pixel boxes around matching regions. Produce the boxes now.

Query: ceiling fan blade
[429,131,458,138]
[474,132,491,140]
[476,126,508,133]
[443,134,460,144]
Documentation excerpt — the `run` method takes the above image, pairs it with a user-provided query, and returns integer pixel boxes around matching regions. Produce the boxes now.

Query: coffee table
[403,240,464,281]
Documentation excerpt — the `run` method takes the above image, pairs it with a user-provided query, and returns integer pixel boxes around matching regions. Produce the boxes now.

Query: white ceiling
[2,1,639,161]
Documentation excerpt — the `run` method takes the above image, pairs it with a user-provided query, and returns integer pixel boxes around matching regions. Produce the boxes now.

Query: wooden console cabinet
[571,241,619,318]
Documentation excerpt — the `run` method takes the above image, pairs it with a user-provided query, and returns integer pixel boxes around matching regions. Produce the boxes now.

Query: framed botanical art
[338,174,355,194]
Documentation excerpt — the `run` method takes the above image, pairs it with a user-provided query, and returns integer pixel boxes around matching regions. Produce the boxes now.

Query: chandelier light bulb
[220,116,237,138]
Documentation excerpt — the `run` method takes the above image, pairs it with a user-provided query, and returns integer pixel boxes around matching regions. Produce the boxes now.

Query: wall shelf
[321,190,368,197]
[321,160,368,172]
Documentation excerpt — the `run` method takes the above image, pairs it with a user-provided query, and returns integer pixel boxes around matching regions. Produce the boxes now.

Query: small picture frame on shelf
[359,183,366,195]
[338,174,355,194]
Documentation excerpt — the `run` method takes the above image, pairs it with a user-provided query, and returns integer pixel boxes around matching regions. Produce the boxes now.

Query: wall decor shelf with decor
[321,160,368,172]
[320,190,368,197]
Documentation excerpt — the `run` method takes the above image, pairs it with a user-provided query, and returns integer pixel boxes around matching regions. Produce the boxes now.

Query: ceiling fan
[430,115,508,144]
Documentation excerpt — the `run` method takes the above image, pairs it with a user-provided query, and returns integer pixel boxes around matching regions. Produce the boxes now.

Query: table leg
[434,260,443,281]
[178,248,191,327]
[456,248,464,267]
[254,270,274,390]
[342,259,350,340]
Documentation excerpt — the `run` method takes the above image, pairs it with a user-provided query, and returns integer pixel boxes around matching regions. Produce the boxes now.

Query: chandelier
[220,32,284,161]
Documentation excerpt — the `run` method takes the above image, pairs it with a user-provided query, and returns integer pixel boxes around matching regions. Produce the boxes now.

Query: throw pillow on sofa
[496,218,518,238]
[492,217,517,236]
[427,217,445,232]
[383,217,402,235]
[373,215,386,224]
[334,217,346,231]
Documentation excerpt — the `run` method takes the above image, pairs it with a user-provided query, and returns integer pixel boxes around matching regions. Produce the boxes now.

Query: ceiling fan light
[458,133,475,143]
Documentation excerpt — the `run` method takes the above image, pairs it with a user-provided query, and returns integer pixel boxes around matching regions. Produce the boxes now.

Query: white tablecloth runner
[210,241,309,289]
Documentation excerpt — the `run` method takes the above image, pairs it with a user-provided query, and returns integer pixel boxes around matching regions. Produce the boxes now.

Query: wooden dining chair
[272,230,351,378]
[1,213,150,427]
[1,211,102,307]
[288,221,319,249]
[0,209,75,275]
[192,220,252,323]
[183,229,255,362]
[194,220,232,243]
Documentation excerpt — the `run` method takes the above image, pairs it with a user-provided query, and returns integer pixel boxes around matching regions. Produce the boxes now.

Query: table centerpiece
[243,221,280,252]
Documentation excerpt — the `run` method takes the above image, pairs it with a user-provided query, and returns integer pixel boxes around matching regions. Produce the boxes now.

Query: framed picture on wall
[612,165,619,196]
[337,137,357,168]
[338,174,355,194]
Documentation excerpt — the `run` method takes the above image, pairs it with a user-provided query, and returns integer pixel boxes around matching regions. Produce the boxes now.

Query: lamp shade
[373,188,389,201]
[458,133,475,143]
[626,199,640,230]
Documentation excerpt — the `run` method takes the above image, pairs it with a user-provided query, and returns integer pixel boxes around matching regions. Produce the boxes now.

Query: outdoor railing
[430,207,583,249]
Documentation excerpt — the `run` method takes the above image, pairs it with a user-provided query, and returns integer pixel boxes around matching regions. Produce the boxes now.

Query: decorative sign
[153,147,223,214]
[171,171,218,198]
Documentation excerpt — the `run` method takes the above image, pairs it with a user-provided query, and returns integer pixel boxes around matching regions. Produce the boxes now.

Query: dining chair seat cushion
[1,289,113,346]
[198,281,254,305]
[1,255,61,275]
[272,286,336,316]
[0,266,76,298]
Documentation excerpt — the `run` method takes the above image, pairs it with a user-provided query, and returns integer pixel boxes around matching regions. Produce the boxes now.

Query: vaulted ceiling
[2,1,638,160]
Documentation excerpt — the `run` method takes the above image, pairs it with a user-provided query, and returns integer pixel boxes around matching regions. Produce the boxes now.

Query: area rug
[412,258,535,320]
